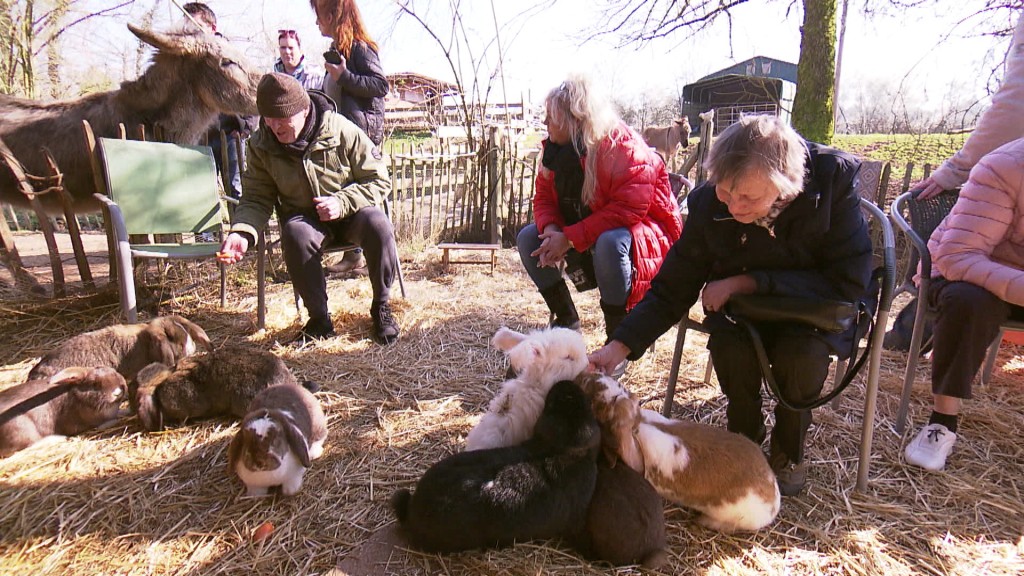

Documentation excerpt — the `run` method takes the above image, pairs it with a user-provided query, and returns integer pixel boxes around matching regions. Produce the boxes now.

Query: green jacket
[230,110,390,240]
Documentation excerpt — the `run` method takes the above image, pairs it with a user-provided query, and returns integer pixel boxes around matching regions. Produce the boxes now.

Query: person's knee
[936,281,1001,315]
[593,229,629,259]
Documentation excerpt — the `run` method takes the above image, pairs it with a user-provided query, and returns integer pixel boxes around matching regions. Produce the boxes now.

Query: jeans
[210,134,243,199]
[516,223,632,306]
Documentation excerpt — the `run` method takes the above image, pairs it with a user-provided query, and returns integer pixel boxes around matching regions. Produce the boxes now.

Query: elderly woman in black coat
[589,115,873,496]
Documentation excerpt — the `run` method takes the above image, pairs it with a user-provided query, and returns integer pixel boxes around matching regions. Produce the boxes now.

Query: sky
[49,1,1022,116]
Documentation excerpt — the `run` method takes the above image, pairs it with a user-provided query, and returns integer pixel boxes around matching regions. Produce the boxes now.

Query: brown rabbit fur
[133,345,298,432]
[576,372,780,533]
[227,384,328,497]
[27,315,212,383]
[0,367,127,457]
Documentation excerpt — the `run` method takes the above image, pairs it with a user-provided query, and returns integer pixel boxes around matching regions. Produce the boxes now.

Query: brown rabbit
[133,345,301,432]
[227,384,327,497]
[577,372,780,533]
[0,367,127,457]
[577,458,668,569]
[28,315,212,382]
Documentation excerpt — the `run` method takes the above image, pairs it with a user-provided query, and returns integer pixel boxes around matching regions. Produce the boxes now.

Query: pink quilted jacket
[928,136,1024,306]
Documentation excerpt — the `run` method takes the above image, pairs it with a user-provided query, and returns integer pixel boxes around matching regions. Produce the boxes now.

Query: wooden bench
[438,242,500,273]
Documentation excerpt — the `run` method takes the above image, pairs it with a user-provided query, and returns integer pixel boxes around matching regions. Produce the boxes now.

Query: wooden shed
[682,56,797,135]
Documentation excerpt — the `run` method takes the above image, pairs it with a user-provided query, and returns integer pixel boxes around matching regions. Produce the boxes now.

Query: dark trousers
[280,207,396,321]
[929,279,1024,399]
[708,323,832,464]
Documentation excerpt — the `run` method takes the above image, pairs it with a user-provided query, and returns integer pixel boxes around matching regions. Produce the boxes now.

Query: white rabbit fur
[577,372,780,533]
[464,326,588,451]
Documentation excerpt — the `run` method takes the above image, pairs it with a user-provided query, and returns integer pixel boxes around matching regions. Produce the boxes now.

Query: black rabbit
[390,380,600,553]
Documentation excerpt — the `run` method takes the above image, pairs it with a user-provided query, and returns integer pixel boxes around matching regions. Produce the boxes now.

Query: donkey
[0,23,262,214]
[642,117,691,169]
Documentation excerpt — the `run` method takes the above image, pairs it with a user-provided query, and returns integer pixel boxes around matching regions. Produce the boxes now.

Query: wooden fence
[0,122,955,300]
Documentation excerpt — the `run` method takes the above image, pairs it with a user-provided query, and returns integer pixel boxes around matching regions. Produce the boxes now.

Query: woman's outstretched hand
[589,340,631,376]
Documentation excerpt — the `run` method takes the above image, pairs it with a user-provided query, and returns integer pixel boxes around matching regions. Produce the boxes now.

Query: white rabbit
[577,372,780,533]
[464,326,588,451]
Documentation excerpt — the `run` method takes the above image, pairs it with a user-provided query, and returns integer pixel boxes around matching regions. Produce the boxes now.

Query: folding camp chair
[94,138,228,322]
[889,189,1024,435]
[662,198,896,491]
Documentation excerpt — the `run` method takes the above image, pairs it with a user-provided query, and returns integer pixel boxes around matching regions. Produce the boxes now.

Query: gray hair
[704,115,806,201]
[545,73,621,205]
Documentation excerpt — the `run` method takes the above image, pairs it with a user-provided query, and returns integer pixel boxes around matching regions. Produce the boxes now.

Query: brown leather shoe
[325,249,366,276]
[769,451,807,496]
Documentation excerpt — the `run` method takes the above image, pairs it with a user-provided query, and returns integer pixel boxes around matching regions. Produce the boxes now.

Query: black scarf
[541,138,590,225]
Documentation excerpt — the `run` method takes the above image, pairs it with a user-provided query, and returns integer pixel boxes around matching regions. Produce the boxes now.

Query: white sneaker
[904,423,957,471]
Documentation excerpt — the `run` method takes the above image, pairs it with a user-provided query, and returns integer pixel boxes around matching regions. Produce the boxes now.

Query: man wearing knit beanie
[218,72,401,346]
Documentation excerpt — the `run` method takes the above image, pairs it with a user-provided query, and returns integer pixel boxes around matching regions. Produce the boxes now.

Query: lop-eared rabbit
[132,345,300,431]
[577,372,780,532]
[227,384,327,497]
[27,315,212,384]
[464,326,589,451]
[391,380,600,553]
[0,367,127,457]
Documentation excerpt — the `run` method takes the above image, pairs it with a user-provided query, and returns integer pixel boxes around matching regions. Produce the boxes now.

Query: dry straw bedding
[0,248,1022,576]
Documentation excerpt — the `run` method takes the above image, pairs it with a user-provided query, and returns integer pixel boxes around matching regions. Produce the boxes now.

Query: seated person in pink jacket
[904,136,1024,471]
[516,74,683,377]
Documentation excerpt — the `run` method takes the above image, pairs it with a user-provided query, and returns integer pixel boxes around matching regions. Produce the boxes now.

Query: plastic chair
[255,198,406,330]
[663,198,895,491]
[889,189,1024,434]
[93,138,227,322]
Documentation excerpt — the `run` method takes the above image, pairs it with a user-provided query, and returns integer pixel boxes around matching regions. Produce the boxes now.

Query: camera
[323,49,343,66]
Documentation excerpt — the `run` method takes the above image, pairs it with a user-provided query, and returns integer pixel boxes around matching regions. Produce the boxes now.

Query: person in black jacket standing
[309,0,388,272]
[589,115,873,496]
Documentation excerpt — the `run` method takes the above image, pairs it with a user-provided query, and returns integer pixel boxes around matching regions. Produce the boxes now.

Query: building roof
[387,72,459,95]
[695,56,798,84]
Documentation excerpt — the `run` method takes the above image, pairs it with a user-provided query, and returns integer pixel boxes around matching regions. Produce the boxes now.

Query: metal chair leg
[664,321,690,417]
[980,330,1004,386]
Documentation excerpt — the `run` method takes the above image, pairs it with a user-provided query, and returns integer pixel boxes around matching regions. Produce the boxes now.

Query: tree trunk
[792,0,837,144]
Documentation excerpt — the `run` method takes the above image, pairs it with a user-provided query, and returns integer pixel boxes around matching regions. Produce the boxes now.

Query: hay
[0,248,1022,575]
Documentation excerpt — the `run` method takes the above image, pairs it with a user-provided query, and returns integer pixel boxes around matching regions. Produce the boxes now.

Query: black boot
[600,301,628,339]
[601,301,629,378]
[540,280,580,330]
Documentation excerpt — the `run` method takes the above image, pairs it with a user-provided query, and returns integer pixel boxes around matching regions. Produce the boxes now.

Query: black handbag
[725,295,859,334]
[724,294,874,411]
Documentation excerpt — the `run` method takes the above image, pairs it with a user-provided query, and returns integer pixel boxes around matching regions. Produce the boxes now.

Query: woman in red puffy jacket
[517,74,682,360]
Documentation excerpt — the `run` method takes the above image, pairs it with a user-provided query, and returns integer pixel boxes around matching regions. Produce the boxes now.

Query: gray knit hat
[256,72,310,118]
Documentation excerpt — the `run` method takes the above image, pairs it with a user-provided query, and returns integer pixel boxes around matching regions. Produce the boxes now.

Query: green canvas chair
[93,137,227,322]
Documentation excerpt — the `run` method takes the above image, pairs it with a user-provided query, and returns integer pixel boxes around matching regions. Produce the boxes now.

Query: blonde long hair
[309,0,379,57]
[545,73,622,206]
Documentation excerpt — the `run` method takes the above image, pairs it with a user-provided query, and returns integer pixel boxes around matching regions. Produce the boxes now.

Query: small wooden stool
[438,242,500,273]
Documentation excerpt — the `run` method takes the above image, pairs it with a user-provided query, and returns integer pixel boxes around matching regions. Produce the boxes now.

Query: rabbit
[227,383,328,497]
[390,380,601,553]
[576,372,780,533]
[28,315,212,383]
[576,458,668,569]
[132,345,304,432]
[464,326,589,451]
[0,367,127,457]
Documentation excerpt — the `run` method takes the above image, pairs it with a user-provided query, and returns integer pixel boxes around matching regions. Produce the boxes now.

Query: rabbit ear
[491,327,525,351]
[279,414,311,467]
[170,316,212,352]
[507,339,543,375]
[226,430,243,478]
[613,397,645,472]
[48,367,90,386]
[145,326,179,367]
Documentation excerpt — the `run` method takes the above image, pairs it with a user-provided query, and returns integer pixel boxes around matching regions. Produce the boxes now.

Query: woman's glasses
[278,29,298,40]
